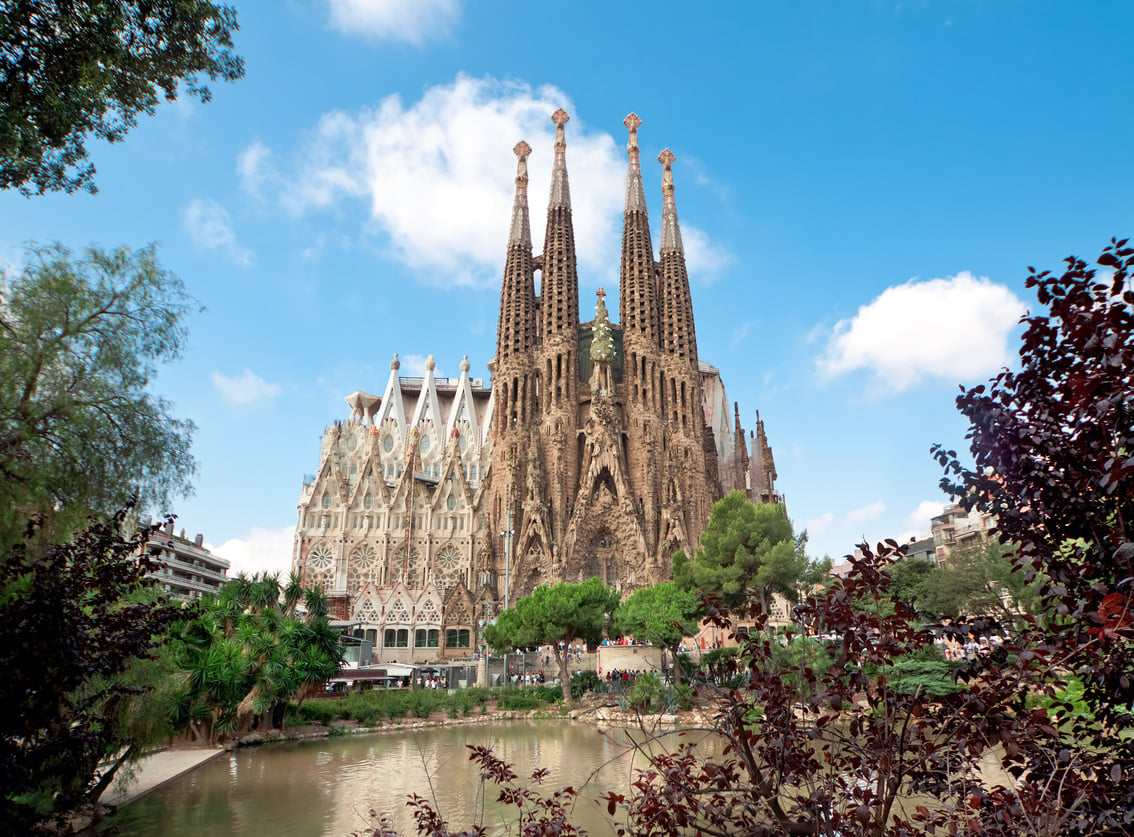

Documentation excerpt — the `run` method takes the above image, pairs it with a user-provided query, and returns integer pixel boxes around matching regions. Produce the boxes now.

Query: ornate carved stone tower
[484,112,724,600]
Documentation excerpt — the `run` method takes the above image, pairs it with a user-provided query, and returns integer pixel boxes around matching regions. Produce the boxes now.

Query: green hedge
[294,686,493,725]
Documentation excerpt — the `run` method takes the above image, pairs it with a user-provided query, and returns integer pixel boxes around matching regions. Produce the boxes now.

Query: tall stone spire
[623,112,647,212]
[548,108,572,208]
[496,141,537,364]
[509,140,532,246]
[619,113,659,348]
[658,149,697,365]
[540,108,580,341]
[659,148,684,253]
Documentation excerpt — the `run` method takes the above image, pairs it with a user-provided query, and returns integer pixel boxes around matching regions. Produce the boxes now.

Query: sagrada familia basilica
[291,111,780,663]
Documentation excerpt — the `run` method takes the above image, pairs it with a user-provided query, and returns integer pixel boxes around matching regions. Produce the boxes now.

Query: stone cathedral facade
[291,111,779,664]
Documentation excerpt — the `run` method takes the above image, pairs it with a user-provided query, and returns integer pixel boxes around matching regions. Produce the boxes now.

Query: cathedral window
[445,629,471,648]
[321,494,330,509]
[420,435,431,454]
[447,495,456,511]
[383,434,394,452]
[364,494,372,509]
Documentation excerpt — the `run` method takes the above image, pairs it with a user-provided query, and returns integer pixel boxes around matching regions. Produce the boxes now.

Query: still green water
[101,721,709,837]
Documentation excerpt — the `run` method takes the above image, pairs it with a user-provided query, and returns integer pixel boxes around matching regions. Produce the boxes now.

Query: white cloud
[182,198,253,266]
[326,0,459,45]
[682,224,733,281]
[818,271,1025,391]
[211,369,283,405]
[208,525,295,578]
[904,499,945,536]
[248,74,726,291]
[845,500,886,525]
[805,511,834,537]
[237,140,273,199]
[730,321,752,348]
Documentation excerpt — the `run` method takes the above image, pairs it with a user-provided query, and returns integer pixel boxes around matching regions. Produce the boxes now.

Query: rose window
[347,544,380,593]
[436,545,462,591]
[307,544,335,586]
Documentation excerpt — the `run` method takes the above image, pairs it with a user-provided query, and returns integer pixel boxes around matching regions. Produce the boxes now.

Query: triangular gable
[373,356,408,446]
[444,356,481,446]
[409,357,444,454]
[443,582,474,625]
[416,590,442,625]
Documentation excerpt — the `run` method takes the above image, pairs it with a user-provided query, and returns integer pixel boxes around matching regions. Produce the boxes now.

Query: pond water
[100,721,716,837]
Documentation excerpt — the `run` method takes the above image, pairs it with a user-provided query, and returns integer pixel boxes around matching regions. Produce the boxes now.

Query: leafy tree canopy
[0,508,178,833]
[936,236,1134,717]
[614,581,700,649]
[484,577,619,702]
[673,491,816,613]
[613,581,701,683]
[1,0,243,195]
[0,243,197,547]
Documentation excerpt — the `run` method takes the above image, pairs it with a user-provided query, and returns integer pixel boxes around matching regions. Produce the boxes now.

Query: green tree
[0,508,178,833]
[484,577,619,703]
[613,582,701,684]
[1,0,243,195]
[673,491,814,614]
[914,541,1032,623]
[170,574,342,743]
[0,243,197,548]
[888,556,935,608]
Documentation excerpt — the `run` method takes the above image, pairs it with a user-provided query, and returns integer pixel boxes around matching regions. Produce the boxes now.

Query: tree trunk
[552,644,571,703]
[667,646,682,686]
[86,743,139,805]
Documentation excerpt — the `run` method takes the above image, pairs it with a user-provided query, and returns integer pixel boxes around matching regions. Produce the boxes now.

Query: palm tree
[303,585,328,623]
[282,571,304,618]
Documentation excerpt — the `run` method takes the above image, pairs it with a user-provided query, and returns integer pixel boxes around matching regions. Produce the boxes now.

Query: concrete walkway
[104,748,226,807]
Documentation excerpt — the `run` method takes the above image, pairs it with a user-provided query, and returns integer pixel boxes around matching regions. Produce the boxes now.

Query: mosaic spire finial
[591,288,614,364]
[658,148,683,253]
[549,109,571,208]
[509,140,532,246]
[623,112,647,212]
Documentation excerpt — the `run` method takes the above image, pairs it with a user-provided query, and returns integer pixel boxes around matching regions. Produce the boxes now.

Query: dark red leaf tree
[0,507,178,833]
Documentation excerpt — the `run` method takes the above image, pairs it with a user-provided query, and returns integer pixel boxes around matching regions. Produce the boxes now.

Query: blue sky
[3,1,1132,574]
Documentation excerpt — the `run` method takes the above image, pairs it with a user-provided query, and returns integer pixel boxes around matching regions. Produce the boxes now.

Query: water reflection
[101,722,718,837]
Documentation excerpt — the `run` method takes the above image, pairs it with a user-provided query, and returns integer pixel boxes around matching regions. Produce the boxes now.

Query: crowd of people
[937,633,1003,660]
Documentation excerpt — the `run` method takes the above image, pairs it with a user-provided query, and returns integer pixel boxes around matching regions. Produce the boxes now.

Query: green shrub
[885,659,963,698]
[672,683,694,711]
[533,685,562,704]
[570,670,601,699]
[629,672,662,712]
[496,690,544,711]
